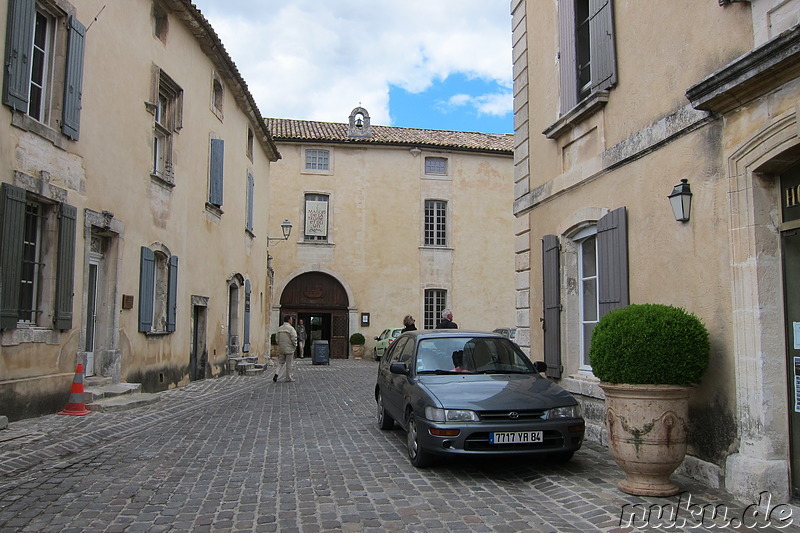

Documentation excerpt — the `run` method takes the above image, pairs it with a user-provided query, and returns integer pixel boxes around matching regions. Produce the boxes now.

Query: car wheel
[406,414,433,467]
[376,392,395,430]
[549,451,574,463]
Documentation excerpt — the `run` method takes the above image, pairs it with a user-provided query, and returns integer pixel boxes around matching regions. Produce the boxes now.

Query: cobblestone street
[0,359,797,532]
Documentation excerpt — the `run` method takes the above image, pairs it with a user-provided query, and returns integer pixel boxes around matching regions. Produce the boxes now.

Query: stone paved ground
[0,359,798,532]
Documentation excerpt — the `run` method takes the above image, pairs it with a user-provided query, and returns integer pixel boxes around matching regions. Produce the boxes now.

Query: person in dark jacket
[402,315,417,332]
[436,309,458,329]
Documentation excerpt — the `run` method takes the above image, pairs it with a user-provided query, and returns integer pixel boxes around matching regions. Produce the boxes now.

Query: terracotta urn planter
[600,383,692,497]
[351,344,365,359]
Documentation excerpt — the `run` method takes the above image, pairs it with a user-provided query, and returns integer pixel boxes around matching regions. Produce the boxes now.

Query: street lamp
[268,219,293,243]
[668,179,692,222]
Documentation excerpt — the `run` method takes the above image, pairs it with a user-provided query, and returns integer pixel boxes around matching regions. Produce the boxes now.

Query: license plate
[489,431,543,444]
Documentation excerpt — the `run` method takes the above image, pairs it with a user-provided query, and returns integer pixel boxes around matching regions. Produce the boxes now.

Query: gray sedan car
[374,330,585,467]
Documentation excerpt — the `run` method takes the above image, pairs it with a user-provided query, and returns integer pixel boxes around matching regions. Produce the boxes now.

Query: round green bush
[349,333,366,345]
[589,304,710,386]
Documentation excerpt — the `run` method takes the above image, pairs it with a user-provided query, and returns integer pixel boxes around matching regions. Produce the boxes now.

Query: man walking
[274,315,298,382]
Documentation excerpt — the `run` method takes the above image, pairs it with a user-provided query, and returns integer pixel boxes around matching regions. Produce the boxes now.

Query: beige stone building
[265,108,515,359]
[1,0,279,420]
[512,0,800,501]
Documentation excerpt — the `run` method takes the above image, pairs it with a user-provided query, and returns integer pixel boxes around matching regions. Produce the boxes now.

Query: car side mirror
[374,336,380,340]
[390,362,409,375]
[534,361,547,373]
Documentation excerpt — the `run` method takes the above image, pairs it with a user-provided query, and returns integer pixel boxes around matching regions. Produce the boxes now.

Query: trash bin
[312,340,330,365]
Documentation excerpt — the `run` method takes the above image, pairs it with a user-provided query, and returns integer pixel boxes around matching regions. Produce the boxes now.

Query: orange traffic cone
[58,363,91,416]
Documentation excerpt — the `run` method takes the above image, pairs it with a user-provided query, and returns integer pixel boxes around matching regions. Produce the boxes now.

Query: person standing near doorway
[297,319,307,358]
[274,315,298,382]
[437,309,458,329]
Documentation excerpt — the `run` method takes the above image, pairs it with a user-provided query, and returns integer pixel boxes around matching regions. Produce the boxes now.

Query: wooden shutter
[557,0,578,114]
[138,247,155,332]
[166,255,178,332]
[53,202,77,330]
[589,0,617,93]
[597,206,629,316]
[2,0,35,112]
[0,184,26,329]
[61,16,86,141]
[542,234,562,378]
[243,279,251,352]
[209,139,224,206]
[246,171,254,232]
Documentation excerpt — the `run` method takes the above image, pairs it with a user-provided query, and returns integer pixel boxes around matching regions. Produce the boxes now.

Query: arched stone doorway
[280,272,350,358]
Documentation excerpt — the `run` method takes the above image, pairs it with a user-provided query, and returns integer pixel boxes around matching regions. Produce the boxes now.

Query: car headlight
[544,404,581,420]
[425,406,480,422]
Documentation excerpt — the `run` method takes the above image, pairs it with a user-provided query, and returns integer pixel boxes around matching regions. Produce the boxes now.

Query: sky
[190,0,514,134]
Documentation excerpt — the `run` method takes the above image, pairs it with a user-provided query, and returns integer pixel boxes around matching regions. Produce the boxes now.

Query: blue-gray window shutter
[2,0,35,112]
[0,184,26,329]
[138,247,155,332]
[209,139,224,206]
[597,206,629,316]
[243,279,251,352]
[53,202,76,330]
[246,172,254,232]
[542,234,562,378]
[557,0,578,113]
[166,255,178,332]
[61,16,86,141]
[589,0,617,93]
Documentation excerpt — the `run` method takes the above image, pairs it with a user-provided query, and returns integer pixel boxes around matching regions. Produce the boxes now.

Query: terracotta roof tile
[265,118,514,154]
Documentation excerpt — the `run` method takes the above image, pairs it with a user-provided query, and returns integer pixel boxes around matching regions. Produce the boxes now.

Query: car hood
[418,374,577,411]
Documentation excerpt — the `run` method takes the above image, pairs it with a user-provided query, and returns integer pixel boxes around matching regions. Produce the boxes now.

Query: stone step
[86,392,160,413]
[84,382,142,402]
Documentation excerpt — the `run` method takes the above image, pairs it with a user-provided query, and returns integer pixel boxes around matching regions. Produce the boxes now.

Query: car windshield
[414,337,534,374]
[391,329,401,338]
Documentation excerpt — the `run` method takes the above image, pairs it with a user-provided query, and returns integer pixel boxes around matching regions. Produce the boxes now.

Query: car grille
[477,409,546,423]
[464,431,564,451]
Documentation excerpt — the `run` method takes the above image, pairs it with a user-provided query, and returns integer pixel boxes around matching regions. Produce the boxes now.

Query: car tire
[549,451,574,463]
[406,414,433,467]
[376,392,395,430]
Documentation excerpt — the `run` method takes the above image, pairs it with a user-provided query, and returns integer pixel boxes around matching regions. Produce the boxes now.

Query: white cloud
[192,0,512,126]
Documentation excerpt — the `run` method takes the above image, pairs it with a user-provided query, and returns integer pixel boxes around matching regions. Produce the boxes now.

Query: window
[246,127,254,161]
[151,68,183,184]
[208,138,224,207]
[211,70,224,119]
[0,183,76,331]
[424,200,447,246]
[2,0,86,140]
[576,228,598,368]
[424,289,447,330]
[424,157,448,176]
[304,194,329,241]
[305,149,330,171]
[152,0,168,42]
[557,0,616,113]
[138,246,177,334]
[541,207,628,378]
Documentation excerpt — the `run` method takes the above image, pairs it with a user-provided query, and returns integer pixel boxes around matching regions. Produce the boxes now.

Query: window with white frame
[304,194,329,241]
[424,289,447,330]
[424,157,448,176]
[424,200,447,246]
[0,183,77,331]
[557,0,617,113]
[151,68,183,184]
[2,0,86,140]
[305,149,330,172]
[138,246,177,334]
[576,228,599,368]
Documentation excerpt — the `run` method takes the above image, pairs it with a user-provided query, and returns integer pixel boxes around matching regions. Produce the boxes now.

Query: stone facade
[512,0,800,502]
[0,0,279,420]
[265,111,516,358]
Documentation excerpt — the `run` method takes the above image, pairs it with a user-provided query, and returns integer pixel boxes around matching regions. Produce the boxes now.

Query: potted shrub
[349,332,366,359]
[589,303,710,497]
